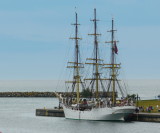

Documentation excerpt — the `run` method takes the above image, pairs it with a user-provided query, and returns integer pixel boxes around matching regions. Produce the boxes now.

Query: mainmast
[93,8,99,99]
[66,13,83,104]
[85,9,103,99]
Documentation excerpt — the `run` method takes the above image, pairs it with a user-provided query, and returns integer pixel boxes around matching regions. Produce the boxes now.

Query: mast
[111,18,116,106]
[75,13,80,104]
[105,18,121,106]
[94,8,99,99]
[85,8,103,99]
[66,12,83,105]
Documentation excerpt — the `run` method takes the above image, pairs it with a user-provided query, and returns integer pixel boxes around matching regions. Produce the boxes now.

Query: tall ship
[62,9,136,121]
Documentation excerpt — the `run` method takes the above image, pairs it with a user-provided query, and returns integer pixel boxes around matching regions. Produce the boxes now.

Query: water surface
[0,98,159,133]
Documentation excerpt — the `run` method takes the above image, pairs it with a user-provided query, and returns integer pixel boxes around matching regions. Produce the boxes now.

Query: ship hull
[63,105,135,121]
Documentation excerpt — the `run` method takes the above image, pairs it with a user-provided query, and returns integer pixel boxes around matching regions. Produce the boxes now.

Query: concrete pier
[36,109,64,117]
[36,109,160,122]
[128,113,160,122]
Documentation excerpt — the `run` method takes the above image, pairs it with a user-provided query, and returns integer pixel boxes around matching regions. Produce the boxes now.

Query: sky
[0,0,160,80]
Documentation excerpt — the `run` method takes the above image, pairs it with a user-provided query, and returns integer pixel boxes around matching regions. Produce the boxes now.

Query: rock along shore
[0,92,106,97]
[0,92,59,97]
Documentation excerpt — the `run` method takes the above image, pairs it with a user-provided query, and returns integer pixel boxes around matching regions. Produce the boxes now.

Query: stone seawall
[0,92,112,97]
[0,92,57,97]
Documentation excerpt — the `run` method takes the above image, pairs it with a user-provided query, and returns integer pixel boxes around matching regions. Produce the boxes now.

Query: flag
[114,41,118,54]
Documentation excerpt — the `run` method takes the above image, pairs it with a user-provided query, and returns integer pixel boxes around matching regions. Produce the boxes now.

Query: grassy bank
[137,100,160,113]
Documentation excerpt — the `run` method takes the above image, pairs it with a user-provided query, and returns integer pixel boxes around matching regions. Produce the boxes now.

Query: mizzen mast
[105,18,121,106]
[111,19,116,106]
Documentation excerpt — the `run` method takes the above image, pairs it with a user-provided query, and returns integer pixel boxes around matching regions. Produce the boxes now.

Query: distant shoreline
[0,92,57,97]
[0,91,116,98]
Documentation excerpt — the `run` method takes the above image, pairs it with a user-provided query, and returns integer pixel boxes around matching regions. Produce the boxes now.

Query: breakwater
[0,92,107,97]
[0,92,57,97]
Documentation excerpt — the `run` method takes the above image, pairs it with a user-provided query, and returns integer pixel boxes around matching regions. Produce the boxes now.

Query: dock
[36,108,64,117]
[127,113,160,122]
[36,109,160,122]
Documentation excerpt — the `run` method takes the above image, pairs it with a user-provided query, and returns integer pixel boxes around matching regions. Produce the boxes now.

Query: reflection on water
[0,98,159,133]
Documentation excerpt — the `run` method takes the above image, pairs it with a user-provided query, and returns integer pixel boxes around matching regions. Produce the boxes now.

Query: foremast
[66,13,84,105]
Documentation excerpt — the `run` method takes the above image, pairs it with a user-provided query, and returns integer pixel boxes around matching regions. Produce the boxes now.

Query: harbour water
[0,98,159,133]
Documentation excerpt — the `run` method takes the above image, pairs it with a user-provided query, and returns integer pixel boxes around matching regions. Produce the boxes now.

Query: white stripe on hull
[63,105,135,121]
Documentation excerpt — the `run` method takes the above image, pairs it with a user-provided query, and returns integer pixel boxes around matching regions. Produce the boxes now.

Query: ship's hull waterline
[63,105,136,121]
